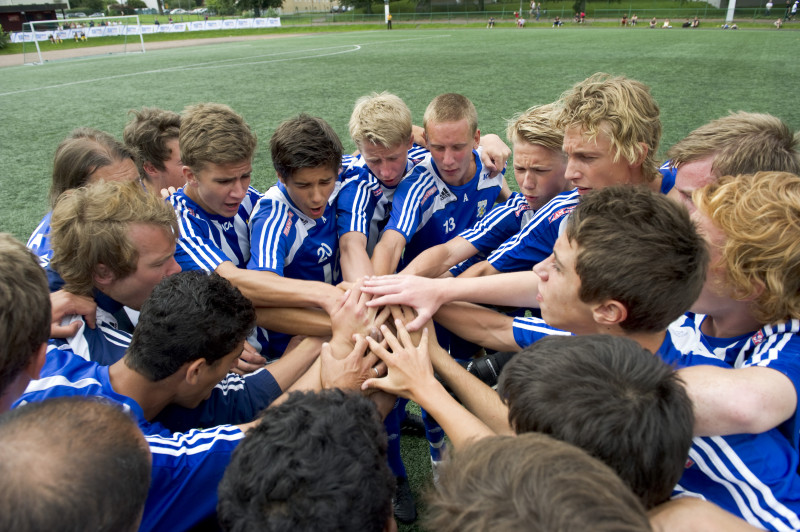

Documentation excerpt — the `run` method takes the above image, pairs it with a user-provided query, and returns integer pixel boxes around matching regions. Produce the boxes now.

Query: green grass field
[0,26,797,529]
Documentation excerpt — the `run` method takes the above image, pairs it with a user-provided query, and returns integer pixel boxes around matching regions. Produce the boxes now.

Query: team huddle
[1,72,800,531]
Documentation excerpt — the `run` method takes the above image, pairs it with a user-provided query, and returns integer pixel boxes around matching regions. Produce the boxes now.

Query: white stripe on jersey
[396,171,436,236]
[24,373,102,393]
[146,425,245,456]
[691,436,800,531]
[252,199,289,271]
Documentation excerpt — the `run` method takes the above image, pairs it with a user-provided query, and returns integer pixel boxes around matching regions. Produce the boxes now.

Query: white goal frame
[22,14,145,65]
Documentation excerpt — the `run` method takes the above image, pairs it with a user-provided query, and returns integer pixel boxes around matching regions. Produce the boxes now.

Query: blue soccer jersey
[169,185,269,353]
[670,314,800,451]
[487,189,579,273]
[27,211,54,268]
[336,145,428,254]
[384,150,506,270]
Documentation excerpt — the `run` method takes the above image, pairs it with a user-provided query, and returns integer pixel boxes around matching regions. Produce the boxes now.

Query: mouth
[224,201,242,213]
[308,206,325,217]
[575,187,591,195]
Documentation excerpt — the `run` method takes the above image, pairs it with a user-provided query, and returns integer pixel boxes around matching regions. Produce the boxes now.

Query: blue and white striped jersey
[384,150,505,271]
[336,145,428,254]
[487,189,579,273]
[26,211,53,268]
[169,186,261,272]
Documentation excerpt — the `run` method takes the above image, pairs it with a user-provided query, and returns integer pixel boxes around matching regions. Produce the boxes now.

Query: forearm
[401,237,477,279]
[339,232,373,282]
[434,302,519,352]
[437,271,541,308]
[430,343,513,435]
[371,230,406,276]
[218,261,342,314]
[264,337,323,391]
[255,307,331,337]
[648,498,762,532]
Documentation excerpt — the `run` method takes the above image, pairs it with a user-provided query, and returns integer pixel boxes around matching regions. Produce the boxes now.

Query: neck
[108,359,176,421]
[700,305,762,338]
[0,374,31,414]
[625,329,667,355]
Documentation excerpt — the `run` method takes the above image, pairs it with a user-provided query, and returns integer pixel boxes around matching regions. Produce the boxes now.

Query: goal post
[22,14,145,65]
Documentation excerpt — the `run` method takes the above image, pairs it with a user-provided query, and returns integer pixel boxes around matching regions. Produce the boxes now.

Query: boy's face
[280,165,337,219]
[359,138,413,188]
[667,155,715,215]
[533,232,597,335]
[562,125,641,195]
[512,141,569,211]
[688,207,731,316]
[424,118,480,186]
[184,160,252,218]
[156,138,186,190]
[98,223,181,311]
[178,342,243,409]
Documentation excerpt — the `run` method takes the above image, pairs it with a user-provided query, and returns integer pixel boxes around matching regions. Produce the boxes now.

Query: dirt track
[0,33,307,68]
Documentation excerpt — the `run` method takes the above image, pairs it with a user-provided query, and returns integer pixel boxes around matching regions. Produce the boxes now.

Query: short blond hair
[50,180,178,297]
[668,111,800,177]
[506,103,564,153]
[553,73,661,182]
[349,92,413,149]
[423,93,478,135]
[694,171,800,323]
[179,103,257,172]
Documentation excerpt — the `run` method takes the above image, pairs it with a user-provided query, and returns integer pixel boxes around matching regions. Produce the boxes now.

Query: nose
[443,148,456,167]
[166,256,181,276]
[564,157,580,181]
[521,171,536,192]
[533,258,548,280]
[311,186,325,205]
[231,179,246,199]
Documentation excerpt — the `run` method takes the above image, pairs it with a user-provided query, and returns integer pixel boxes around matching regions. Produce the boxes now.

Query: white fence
[10,18,281,43]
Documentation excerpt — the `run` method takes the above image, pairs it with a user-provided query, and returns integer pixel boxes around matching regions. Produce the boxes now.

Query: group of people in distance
[1,71,799,531]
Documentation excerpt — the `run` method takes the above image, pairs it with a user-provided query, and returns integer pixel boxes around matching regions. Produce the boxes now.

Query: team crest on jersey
[684,458,694,469]
[751,330,765,346]
[515,203,531,217]
[283,212,294,236]
[476,199,487,218]
[548,205,577,223]
[372,188,383,198]
[221,221,233,231]
[187,208,196,217]
[317,243,333,264]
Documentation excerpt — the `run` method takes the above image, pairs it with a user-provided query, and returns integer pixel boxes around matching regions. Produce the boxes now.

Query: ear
[276,171,287,185]
[183,165,197,186]
[473,128,481,149]
[142,161,159,178]
[184,359,206,386]
[24,343,48,380]
[591,300,628,328]
[93,263,115,288]
[630,142,649,169]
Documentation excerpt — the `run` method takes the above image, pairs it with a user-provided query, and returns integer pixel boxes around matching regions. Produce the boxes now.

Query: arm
[261,336,324,391]
[648,498,762,532]
[371,229,407,276]
[433,301,519,352]
[478,133,511,179]
[217,261,343,315]
[496,179,512,203]
[255,307,331,337]
[458,259,501,278]
[678,365,797,436]
[50,290,96,338]
[339,231,374,282]
[362,322,497,449]
[400,236,479,278]
[362,271,540,331]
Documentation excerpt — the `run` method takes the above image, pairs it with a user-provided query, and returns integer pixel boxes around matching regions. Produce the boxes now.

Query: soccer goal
[22,14,145,65]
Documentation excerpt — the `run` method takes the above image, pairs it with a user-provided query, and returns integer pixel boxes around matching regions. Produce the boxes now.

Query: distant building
[0,1,68,31]
[278,0,341,14]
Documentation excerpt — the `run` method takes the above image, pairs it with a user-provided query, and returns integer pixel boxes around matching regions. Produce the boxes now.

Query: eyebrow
[552,250,565,271]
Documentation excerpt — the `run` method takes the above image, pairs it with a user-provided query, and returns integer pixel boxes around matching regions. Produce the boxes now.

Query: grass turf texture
[0,27,797,529]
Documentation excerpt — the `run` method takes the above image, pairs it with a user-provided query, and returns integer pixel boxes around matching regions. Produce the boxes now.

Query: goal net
[21,15,145,65]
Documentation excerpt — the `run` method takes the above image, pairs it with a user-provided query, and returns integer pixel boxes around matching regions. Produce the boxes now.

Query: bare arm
[478,133,511,179]
[400,236,479,278]
[216,261,343,315]
[339,231,374,282]
[433,301,519,353]
[362,271,541,331]
[50,290,97,338]
[648,498,762,532]
[255,307,331,337]
[371,229,407,276]
[457,259,501,278]
[678,365,797,436]
[262,336,324,391]
[362,322,497,449]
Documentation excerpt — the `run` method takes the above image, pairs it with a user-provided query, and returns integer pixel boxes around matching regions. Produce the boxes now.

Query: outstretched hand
[321,334,384,391]
[362,275,444,331]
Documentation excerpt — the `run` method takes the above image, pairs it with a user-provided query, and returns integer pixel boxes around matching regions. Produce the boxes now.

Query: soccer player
[0,397,152,532]
[27,128,139,271]
[401,103,570,278]
[337,91,511,281]
[459,72,665,277]
[15,271,303,531]
[171,105,339,359]
[0,233,52,412]
[218,389,395,532]
[123,106,186,192]
[370,92,509,277]
[48,180,180,365]
[427,434,651,532]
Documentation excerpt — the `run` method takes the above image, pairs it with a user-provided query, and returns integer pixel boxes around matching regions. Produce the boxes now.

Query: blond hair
[693,171,800,323]
[50,180,178,297]
[506,103,564,152]
[668,111,800,177]
[349,92,413,149]
[553,73,661,182]
[179,103,257,171]
[423,93,478,135]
